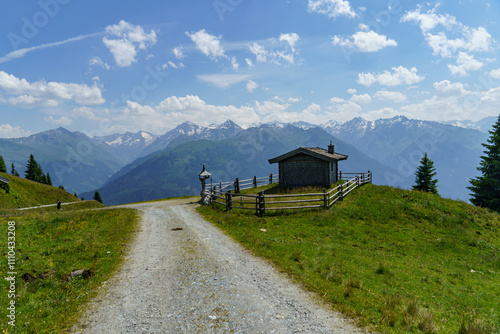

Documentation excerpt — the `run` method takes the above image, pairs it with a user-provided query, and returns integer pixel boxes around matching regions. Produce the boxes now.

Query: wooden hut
[268,142,347,187]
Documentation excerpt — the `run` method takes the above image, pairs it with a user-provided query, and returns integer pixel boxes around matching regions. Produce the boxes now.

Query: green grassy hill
[198,184,500,333]
[0,172,79,210]
[0,171,139,333]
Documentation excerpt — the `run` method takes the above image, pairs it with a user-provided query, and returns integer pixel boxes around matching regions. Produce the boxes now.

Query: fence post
[368,170,372,183]
[258,191,265,216]
[339,183,343,201]
[356,175,359,187]
[253,176,257,188]
[235,178,240,193]
[339,171,342,181]
[226,190,233,211]
[323,188,328,209]
[219,182,222,190]
[269,173,273,184]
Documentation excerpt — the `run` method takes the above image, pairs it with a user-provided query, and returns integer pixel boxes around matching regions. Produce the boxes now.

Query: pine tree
[46,173,52,186]
[413,152,438,194]
[0,156,6,173]
[11,163,19,177]
[93,191,103,204]
[25,154,44,182]
[468,115,500,212]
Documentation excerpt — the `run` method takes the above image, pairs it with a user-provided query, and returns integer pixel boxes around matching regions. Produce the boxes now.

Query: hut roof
[268,147,348,164]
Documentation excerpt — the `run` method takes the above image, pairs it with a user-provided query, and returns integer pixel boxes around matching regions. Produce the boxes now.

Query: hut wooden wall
[279,154,330,187]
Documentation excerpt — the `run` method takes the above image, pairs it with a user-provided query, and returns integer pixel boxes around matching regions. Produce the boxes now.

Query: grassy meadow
[0,181,139,333]
[198,184,500,333]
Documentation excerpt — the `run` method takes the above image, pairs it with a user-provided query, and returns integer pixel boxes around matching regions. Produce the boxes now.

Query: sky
[0,0,499,138]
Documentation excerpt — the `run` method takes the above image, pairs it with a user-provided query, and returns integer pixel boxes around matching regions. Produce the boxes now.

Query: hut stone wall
[279,154,330,187]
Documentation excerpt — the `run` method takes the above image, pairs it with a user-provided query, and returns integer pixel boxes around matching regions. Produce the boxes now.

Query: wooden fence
[212,171,372,215]
[210,174,279,194]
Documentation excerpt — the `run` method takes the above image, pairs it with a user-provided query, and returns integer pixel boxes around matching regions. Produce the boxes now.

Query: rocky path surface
[73,199,363,333]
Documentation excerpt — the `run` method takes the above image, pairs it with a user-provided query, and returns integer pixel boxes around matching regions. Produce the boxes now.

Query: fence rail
[212,171,372,215]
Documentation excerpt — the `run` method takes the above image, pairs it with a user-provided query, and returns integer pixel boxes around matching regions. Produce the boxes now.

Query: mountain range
[0,115,495,203]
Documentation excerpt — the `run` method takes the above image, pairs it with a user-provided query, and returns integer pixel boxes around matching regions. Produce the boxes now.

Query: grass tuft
[458,318,493,334]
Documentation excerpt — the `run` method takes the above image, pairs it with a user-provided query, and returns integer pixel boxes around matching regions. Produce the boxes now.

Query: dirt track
[73,199,363,333]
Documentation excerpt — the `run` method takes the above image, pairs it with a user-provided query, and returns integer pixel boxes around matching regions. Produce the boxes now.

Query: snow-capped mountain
[441,116,497,133]
[321,115,488,201]
[95,131,158,148]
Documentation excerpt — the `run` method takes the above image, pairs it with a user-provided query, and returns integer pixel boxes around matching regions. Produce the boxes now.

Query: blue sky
[0,0,499,137]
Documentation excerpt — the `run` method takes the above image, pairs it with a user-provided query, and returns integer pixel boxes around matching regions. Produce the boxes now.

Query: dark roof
[269,147,348,164]
[0,176,9,184]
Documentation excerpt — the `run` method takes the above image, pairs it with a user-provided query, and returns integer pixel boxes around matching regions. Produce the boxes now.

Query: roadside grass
[198,184,500,333]
[0,200,104,217]
[0,207,139,333]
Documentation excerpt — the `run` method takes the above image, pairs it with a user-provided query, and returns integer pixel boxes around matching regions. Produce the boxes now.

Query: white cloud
[357,66,424,87]
[71,106,103,120]
[402,6,493,58]
[333,31,397,52]
[89,56,111,70]
[401,6,458,33]
[287,97,302,103]
[433,80,468,97]
[307,0,356,19]
[490,68,500,80]
[373,91,407,103]
[0,71,105,107]
[362,108,400,121]
[0,33,100,64]
[249,42,269,63]
[280,33,300,52]
[350,93,371,104]
[45,116,73,126]
[186,29,226,60]
[118,95,260,132]
[447,52,484,76]
[231,57,239,70]
[197,74,250,88]
[103,21,157,67]
[246,80,259,93]
[168,61,184,69]
[245,58,254,67]
[173,47,184,59]
[358,23,369,31]
[329,97,362,113]
[0,124,31,138]
[249,34,300,66]
[346,88,357,94]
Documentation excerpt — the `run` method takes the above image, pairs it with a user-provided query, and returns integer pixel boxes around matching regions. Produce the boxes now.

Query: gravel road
[73,199,363,333]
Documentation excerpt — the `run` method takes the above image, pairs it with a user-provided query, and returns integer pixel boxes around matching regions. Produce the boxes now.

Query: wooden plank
[233,194,259,198]
[266,198,322,205]
[265,193,324,198]
[0,176,9,184]
[266,205,322,210]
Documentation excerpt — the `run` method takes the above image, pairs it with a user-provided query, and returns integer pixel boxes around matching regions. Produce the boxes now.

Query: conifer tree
[0,156,6,173]
[25,154,44,182]
[413,152,438,194]
[46,173,52,186]
[468,115,500,212]
[93,191,103,204]
[10,163,19,177]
